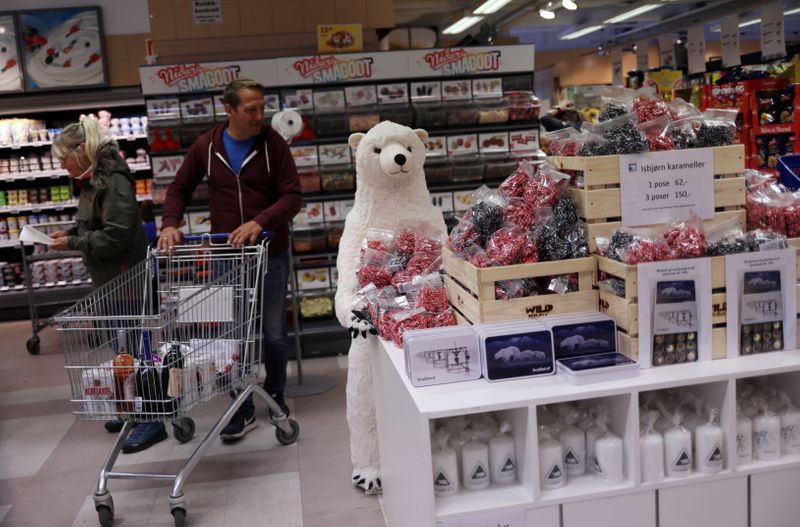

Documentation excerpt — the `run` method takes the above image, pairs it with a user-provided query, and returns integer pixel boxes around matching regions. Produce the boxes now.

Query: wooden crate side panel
[445,275,599,323]
[586,209,746,253]
[553,145,745,188]
[595,255,638,301]
[442,248,480,293]
[573,177,744,221]
[599,291,638,333]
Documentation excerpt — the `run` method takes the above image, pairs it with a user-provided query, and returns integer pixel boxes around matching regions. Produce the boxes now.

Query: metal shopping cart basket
[53,233,300,527]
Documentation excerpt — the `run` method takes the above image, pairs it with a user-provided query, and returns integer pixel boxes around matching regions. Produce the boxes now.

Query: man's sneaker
[121,422,168,454]
[268,393,290,421]
[220,406,257,441]
[104,419,124,433]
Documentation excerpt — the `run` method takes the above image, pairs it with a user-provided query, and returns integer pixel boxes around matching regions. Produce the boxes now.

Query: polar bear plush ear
[348,133,365,150]
[414,129,428,142]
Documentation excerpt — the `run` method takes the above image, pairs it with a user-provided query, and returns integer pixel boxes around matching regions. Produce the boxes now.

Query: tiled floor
[0,320,387,527]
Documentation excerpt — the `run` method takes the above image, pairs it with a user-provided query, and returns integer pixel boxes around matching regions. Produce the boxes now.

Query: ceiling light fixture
[786,7,800,15]
[562,0,578,10]
[442,15,484,34]
[712,6,800,32]
[604,4,662,24]
[474,0,514,15]
[560,24,604,40]
[539,2,556,19]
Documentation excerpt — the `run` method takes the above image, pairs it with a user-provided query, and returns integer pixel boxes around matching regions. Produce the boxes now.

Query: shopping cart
[53,233,300,527]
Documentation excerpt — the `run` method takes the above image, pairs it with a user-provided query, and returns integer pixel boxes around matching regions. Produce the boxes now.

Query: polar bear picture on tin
[484,330,554,381]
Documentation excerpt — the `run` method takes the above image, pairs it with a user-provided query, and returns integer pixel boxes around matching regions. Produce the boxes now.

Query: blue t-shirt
[223,128,257,175]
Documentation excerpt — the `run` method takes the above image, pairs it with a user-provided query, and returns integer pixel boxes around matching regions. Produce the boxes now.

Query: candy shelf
[374,339,800,526]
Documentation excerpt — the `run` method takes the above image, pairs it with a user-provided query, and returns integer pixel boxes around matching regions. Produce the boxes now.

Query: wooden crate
[596,252,800,361]
[550,145,747,253]
[442,248,598,324]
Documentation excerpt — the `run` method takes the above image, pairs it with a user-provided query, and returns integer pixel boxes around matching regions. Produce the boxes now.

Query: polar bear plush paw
[348,310,377,340]
[352,466,383,495]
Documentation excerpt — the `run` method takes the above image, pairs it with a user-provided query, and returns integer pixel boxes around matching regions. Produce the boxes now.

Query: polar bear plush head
[348,121,428,188]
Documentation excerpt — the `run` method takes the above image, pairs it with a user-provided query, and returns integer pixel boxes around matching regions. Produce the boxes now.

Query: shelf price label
[619,149,714,227]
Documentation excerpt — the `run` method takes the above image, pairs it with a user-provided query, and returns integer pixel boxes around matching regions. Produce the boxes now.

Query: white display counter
[372,339,800,527]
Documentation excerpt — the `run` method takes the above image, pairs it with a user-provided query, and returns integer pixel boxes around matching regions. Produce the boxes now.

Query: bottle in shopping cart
[113,329,136,414]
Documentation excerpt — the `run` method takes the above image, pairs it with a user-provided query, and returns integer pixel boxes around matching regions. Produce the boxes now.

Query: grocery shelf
[291,121,541,147]
[0,200,78,215]
[0,133,148,150]
[0,163,149,183]
[0,280,93,310]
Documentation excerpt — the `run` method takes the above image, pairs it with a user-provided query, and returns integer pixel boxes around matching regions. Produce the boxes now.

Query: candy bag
[498,160,535,197]
[706,216,746,256]
[599,86,635,122]
[523,163,570,208]
[486,224,529,266]
[639,114,675,152]
[448,217,482,256]
[584,112,647,155]
[632,87,670,123]
[663,212,707,259]
[468,186,508,238]
[695,109,737,148]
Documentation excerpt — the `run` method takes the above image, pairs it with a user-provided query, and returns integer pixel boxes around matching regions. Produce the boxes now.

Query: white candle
[559,424,586,477]
[489,422,516,484]
[594,432,624,485]
[432,444,459,497]
[461,440,490,491]
[736,414,753,466]
[695,415,725,474]
[754,410,781,461]
[640,430,665,483]
[539,433,565,490]
[779,395,800,455]
[449,431,470,467]
[664,424,693,478]
[585,424,603,475]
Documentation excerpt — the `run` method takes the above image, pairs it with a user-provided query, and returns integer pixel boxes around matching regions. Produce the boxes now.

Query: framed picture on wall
[0,12,24,93]
[16,6,108,92]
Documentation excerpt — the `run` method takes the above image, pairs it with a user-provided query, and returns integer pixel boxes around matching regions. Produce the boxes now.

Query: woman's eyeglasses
[57,145,80,163]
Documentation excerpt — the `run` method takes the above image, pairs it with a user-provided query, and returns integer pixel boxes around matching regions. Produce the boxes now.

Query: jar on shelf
[299,290,335,319]
[506,91,541,122]
[483,152,518,182]
[451,154,485,183]
[379,103,413,127]
[446,101,479,127]
[424,156,453,184]
[320,165,355,193]
[326,221,344,250]
[298,166,321,194]
[478,98,510,125]
[292,226,327,253]
[413,101,447,129]
[348,106,380,133]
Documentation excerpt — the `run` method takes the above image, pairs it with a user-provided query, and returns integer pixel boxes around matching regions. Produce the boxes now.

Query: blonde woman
[51,119,163,453]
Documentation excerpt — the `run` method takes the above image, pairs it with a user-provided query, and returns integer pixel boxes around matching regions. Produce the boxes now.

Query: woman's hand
[50,236,70,250]
[50,230,69,239]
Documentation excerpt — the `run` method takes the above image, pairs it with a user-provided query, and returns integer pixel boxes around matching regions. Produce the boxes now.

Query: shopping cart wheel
[171,507,186,527]
[172,418,195,443]
[275,419,300,446]
[97,505,114,527]
[26,335,40,355]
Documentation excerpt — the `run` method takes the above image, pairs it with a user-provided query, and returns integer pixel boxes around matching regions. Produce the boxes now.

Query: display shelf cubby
[374,337,800,527]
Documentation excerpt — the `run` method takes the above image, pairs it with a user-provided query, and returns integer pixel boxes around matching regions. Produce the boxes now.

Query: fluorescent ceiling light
[474,0,513,14]
[539,8,556,19]
[562,0,578,10]
[738,18,761,28]
[442,15,484,34]
[560,24,604,40]
[604,4,662,24]
[785,7,800,15]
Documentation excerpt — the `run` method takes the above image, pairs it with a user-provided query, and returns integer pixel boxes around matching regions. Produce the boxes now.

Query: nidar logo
[423,49,502,75]
[292,56,374,83]
[156,64,241,92]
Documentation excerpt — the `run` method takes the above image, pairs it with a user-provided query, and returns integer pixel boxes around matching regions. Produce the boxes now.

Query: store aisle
[0,320,386,527]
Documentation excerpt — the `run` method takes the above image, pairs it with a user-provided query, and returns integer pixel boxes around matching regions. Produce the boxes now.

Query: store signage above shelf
[139,45,535,95]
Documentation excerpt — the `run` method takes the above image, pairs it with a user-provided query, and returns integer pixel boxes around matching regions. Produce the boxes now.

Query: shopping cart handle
[181,230,274,243]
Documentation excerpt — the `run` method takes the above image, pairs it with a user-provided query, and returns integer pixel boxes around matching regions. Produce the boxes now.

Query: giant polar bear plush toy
[335,121,446,494]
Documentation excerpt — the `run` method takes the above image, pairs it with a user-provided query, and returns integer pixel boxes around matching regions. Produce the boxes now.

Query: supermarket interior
[4,0,800,526]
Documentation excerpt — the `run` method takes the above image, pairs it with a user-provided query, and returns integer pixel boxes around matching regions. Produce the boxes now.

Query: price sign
[721,15,742,67]
[761,1,786,60]
[611,47,623,86]
[636,40,650,71]
[620,149,715,227]
[658,34,676,68]
[687,25,706,75]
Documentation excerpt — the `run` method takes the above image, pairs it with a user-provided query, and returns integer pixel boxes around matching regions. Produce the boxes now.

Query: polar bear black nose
[394,153,407,166]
